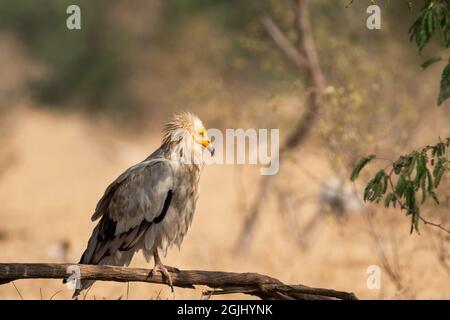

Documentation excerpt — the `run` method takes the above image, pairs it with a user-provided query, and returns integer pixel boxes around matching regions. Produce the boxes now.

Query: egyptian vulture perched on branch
[70,112,214,298]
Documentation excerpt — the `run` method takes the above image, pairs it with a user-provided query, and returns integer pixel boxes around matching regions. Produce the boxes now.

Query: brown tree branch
[236,0,326,252]
[0,263,357,300]
[259,14,308,70]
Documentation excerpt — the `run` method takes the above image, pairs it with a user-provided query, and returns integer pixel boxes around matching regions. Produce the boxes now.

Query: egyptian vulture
[71,112,214,298]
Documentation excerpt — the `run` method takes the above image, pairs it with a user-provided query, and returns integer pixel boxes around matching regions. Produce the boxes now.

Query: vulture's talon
[151,262,175,292]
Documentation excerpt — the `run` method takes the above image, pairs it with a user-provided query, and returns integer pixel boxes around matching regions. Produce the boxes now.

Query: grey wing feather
[91,163,144,222]
[79,159,174,265]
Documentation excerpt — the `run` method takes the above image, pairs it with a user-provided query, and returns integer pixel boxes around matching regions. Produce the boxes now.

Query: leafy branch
[408,0,450,105]
[409,1,450,53]
[349,1,450,234]
[349,0,450,105]
[351,137,450,234]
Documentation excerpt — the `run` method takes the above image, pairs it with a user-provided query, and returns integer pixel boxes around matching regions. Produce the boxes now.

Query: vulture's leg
[150,249,178,291]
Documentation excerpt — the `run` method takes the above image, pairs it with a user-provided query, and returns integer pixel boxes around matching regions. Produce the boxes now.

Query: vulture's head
[162,112,214,165]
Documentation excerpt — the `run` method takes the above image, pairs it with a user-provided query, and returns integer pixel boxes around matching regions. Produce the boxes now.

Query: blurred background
[0,0,449,299]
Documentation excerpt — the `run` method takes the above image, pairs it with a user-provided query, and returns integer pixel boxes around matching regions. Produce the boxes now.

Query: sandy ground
[0,108,449,300]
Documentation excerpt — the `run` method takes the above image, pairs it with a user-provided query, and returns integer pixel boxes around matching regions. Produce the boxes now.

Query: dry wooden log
[0,263,357,300]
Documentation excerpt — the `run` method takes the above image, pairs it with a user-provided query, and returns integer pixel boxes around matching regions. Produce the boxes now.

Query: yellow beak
[202,139,215,156]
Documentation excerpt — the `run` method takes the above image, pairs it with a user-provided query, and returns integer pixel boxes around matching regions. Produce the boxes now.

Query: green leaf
[430,191,440,204]
[350,155,376,181]
[395,174,407,197]
[410,206,420,234]
[363,170,388,203]
[432,142,446,157]
[384,192,395,208]
[404,152,418,177]
[433,157,446,187]
[405,180,416,215]
[427,10,435,36]
[437,60,450,105]
[434,11,447,47]
[420,174,427,204]
[426,168,433,192]
[421,56,442,69]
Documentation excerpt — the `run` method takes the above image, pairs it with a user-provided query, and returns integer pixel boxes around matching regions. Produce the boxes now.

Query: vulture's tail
[67,245,136,299]
[64,215,144,299]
